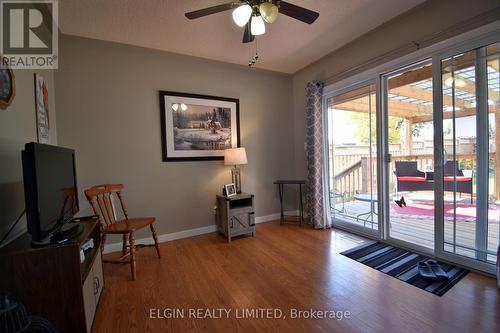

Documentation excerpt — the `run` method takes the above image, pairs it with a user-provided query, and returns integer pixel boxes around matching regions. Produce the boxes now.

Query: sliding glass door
[324,33,500,274]
[486,43,500,264]
[440,50,479,260]
[326,82,379,235]
[383,61,436,251]
[436,42,500,271]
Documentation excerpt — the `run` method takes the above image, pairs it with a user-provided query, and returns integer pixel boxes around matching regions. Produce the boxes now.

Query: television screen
[22,143,79,242]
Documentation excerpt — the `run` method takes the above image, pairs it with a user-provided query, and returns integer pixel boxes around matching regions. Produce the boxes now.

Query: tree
[208,109,218,134]
[350,112,402,144]
[412,122,426,138]
[172,110,187,128]
[217,108,230,128]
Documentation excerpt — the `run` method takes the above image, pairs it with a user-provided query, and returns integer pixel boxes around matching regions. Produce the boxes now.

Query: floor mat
[341,241,469,296]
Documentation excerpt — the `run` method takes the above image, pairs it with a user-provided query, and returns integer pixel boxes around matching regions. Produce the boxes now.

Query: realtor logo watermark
[1,0,58,69]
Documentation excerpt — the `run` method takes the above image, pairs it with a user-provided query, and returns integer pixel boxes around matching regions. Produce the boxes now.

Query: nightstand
[216,193,255,242]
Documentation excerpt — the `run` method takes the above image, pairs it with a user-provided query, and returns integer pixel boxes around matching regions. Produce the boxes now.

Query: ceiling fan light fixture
[232,4,252,27]
[250,14,266,36]
[444,76,467,88]
[259,2,278,23]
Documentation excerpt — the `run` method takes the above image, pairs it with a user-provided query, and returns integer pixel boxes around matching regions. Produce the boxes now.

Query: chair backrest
[84,184,129,228]
[394,161,424,177]
[444,160,464,177]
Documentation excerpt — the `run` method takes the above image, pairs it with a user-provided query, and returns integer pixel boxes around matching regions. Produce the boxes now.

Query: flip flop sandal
[426,260,449,279]
[417,261,437,280]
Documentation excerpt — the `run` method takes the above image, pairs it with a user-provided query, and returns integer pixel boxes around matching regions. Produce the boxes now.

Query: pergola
[329,50,500,197]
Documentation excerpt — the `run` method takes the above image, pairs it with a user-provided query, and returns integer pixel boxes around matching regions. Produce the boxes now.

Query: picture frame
[34,74,50,143]
[0,64,15,110]
[159,91,240,162]
[225,183,237,197]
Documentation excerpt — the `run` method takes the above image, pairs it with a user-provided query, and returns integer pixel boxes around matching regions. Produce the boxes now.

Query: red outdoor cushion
[444,176,472,182]
[397,176,426,182]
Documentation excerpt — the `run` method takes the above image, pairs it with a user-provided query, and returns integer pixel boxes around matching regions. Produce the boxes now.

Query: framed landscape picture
[159,91,240,161]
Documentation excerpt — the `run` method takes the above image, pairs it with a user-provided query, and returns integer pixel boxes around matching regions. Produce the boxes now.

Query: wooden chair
[84,184,161,280]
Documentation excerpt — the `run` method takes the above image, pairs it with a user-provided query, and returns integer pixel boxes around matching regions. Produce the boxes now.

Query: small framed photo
[224,183,237,197]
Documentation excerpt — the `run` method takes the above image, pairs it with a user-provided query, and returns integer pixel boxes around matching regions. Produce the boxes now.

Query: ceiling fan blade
[185,2,238,20]
[242,22,255,43]
[277,1,319,24]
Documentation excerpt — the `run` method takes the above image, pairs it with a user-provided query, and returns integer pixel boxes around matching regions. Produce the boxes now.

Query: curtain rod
[324,7,500,85]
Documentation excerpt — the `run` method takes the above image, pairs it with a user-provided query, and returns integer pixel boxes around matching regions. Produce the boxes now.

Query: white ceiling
[59,0,425,74]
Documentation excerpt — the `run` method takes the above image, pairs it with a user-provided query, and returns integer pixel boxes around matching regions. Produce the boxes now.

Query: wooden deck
[332,194,499,264]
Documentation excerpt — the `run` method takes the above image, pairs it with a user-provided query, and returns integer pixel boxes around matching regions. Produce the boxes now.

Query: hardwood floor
[93,221,500,333]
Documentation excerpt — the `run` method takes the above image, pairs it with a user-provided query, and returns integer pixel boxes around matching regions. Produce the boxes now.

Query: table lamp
[224,147,248,194]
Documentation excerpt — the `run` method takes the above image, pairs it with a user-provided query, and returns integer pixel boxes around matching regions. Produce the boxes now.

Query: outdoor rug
[390,201,500,223]
[341,241,469,296]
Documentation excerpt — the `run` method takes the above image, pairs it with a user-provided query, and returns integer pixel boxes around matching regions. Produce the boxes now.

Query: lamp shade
[224,147,248,166]
[250,15,266,36]
[260,2,278,23]
[444,76,467,88]
[232,4,252,27]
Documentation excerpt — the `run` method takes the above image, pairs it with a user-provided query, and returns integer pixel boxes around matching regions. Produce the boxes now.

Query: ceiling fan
[185,1,320,43]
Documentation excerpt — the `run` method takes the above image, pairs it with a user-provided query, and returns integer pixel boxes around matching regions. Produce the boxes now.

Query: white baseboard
[103,210,298,254]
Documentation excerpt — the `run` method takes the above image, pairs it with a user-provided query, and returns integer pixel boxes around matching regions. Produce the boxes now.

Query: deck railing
[332,157,376,200]
[330,153,495,199]
[394,153,495,171]
[332,160,362,200]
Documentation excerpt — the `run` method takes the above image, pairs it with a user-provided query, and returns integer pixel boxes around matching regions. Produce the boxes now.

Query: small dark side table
[273,180,306,226]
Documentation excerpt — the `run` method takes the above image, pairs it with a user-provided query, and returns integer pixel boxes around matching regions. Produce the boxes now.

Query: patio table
[353,193,378,226]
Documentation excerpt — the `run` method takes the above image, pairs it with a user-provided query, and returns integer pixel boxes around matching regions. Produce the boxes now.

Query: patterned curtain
[305,81,330,229]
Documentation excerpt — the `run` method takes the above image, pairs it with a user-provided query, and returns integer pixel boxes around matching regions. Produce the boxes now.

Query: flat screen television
[22,142,79,243]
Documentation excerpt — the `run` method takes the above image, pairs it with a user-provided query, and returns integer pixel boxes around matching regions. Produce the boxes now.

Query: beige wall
[292,0,500,178]
[55,35,295,240]
[0,68,57,246]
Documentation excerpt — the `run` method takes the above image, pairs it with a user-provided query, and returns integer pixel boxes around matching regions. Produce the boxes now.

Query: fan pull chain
[248,41,252,65]
[248,38,260,67]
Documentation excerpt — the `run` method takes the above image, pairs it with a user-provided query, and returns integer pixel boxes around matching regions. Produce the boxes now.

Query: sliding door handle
[434,147,444,168]
[443,148,448,164]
